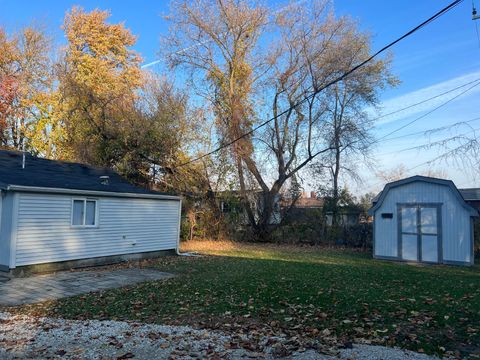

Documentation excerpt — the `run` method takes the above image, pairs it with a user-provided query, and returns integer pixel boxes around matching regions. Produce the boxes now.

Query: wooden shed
[369,176,478,266]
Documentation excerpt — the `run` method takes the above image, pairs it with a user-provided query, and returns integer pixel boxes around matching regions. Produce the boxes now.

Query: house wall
[374,181,473,264]
[12,192,180,268]
[0,192,15,270]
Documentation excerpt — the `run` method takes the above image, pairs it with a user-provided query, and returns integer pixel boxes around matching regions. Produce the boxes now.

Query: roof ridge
[0,149,173,197]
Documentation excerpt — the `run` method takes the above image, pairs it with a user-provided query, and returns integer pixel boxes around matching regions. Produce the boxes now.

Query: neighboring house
[0,150,181,272]
[459,188,480,212]
[294,192,324,209]
[283,192,365,226]
[282,192,323,223]
[369,175,478,266]
[325,209,363,226]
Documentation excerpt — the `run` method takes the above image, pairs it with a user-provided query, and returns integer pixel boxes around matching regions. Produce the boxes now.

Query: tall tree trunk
[235,155,257,232]
[331,146,341,227]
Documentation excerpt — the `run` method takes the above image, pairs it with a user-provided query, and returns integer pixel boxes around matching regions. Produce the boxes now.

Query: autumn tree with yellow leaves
[0,25,52,151]
[56,7,143,165]
[0,7,196,189]
[163,0,396,239]
[56,8,197,187]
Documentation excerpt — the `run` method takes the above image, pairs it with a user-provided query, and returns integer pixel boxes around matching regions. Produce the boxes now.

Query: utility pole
[474,1,480,20]
[473,1,480,46]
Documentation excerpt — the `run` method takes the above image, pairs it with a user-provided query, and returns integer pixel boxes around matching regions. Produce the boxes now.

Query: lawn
[9,241,480,357]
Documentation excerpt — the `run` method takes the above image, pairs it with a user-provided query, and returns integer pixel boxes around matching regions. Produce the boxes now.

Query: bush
[269,217,372,249]
[336,223,372,249]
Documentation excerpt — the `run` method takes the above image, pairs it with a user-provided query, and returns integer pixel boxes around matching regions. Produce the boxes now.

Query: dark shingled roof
[0,150,169,196]
[459,188,480,201]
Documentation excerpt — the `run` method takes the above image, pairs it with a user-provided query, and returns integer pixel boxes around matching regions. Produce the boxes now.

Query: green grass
[9,241,480,357]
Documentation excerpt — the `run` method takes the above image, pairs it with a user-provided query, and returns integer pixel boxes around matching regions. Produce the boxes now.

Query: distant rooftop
[293,191,323,208]
[458,188,480,201]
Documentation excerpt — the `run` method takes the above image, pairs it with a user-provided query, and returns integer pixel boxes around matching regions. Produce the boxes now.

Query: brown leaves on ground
[4,242,480,358]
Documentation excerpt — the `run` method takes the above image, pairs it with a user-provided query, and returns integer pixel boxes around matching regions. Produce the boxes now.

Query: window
[72,199,97,226]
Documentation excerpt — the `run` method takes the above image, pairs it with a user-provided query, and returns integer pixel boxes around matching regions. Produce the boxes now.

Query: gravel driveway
[0,312,440,359]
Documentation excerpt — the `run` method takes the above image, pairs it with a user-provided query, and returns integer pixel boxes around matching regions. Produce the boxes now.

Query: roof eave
[370,176,479,217]
[5,185,181,201]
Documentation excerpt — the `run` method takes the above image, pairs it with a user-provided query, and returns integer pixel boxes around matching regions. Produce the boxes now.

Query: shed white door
[419,207,439,263]
[401,207,418,261]
[400,205,440,263]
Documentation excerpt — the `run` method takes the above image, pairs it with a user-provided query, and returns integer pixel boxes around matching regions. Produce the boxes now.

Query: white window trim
[71,198,99,228]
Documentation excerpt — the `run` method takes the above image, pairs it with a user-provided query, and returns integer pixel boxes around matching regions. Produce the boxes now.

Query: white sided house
[369,176,478,266]
[0,150,181,272]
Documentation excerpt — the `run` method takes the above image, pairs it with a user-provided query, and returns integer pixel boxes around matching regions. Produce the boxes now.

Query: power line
[379,115,480,142]
[175,0,464,168]
[377,126,480,156]
[306,74,480,188]
[368,133,480,190]
[371,77,480,124]
[375,79,480,141]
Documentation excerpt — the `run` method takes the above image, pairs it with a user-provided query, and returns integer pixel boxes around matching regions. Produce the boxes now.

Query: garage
[0,150,181,272]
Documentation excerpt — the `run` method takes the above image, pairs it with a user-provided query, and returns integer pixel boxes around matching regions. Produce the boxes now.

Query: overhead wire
[376,126,480,156]
[376,115,480,142]
[375,79,480,142]
[174,0,464,168]
[329,81,480,160]
[371,77,480,124]
[367,147,478,190]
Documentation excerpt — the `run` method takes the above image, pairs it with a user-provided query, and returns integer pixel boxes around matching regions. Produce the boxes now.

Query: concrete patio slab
[0,268,173,306]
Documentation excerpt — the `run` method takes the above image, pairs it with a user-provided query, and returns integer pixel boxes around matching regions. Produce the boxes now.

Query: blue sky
[1,0,479,193]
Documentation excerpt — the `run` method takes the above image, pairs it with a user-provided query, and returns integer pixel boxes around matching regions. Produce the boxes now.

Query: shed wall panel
[14,193,180,267]
[374,205,398,258]
[374,181,472,264]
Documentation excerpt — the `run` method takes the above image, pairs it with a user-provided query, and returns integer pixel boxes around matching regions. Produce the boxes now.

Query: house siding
[14,192,180,267]
[374,181,472,264]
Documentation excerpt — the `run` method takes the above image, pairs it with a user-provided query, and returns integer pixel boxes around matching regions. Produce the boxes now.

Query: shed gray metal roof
[0,150,174,198]
[373,187,480,203]
[368,175,478,217]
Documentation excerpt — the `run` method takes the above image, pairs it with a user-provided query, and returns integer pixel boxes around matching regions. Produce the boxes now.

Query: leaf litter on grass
[4,242,480,358]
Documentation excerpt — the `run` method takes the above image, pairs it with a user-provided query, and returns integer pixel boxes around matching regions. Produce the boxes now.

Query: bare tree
[163,0,395,240]
[310,25,397,226]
